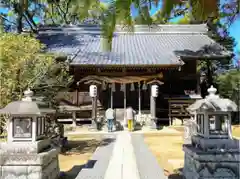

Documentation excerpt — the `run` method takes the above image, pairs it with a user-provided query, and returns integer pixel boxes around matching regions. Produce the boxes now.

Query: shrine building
[37,24,231,124]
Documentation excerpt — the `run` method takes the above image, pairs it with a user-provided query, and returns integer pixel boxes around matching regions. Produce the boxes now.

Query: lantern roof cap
[0,89,55,116]
[187,86,237,112]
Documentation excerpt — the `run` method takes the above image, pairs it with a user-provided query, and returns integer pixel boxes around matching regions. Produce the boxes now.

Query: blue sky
[0,1,239,64]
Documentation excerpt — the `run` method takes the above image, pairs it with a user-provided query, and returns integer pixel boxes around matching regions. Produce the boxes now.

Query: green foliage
[172,14,191,24]
[216,69,240,104]
[0,0,104,32]
[43,0,102,24]
[135,6,153,25]
[101,0,162,51]
[161,0,184,19]
[0,33,73,108]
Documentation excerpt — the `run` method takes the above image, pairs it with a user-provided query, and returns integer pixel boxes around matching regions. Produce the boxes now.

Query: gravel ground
[131,133,168,179]
[75,134,116,179]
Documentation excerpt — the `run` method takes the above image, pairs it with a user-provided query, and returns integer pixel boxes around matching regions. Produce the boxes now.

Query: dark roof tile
[37,24,226,66]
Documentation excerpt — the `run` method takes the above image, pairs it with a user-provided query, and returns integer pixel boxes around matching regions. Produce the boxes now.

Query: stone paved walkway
[75,132,167,179]
[132,134,167,179]
[75,134,116,179]
[104,131,140,179]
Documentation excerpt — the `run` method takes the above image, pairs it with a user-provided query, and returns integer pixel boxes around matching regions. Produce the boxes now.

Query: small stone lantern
[183,86,240,179]
[0,89,59,179]
[187,86,236,140]
[1,89,55,142]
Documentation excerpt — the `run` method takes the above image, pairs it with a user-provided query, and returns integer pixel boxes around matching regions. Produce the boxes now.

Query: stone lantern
[0,89,59,179]
[183,86,240,179]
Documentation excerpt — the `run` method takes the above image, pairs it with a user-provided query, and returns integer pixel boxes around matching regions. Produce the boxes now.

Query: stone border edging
[131,133,168,179]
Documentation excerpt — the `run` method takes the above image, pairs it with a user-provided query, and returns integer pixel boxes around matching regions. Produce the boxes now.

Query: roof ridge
[38,24,208,34]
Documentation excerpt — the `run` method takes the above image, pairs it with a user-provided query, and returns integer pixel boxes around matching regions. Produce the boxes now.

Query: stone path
[132,134,167,179]
[75,132,166,179]
[75,134,116,179]
[104,131,140,179]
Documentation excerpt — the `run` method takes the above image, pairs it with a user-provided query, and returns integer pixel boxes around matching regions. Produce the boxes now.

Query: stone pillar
[183,119,197,144]
[228,113,233,139]
[150,95,157,129]
[203,113,209,137]
[72,111,77,127]
[91,97,98,129]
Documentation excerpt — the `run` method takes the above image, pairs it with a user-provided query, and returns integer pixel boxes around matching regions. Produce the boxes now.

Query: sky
[0,1,239,64]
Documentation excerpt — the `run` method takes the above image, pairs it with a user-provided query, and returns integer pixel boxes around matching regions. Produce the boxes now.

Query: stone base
[183,145,240,179]
[151,119,157,129]
[0,148,60,179]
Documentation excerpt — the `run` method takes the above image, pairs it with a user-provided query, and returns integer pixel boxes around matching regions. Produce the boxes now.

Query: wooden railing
[168,98,197,123]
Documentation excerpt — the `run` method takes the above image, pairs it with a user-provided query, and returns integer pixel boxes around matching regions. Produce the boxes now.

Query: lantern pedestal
[183,141,240,179]
[0,140,59,179]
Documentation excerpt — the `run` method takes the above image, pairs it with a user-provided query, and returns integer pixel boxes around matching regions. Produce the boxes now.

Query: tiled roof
[37,24,224,66]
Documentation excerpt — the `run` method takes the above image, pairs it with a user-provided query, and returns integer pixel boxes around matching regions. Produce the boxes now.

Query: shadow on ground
[59,160,97,179]
[62,137,115,154]
[167,168,184,179]
[59,137,115,179]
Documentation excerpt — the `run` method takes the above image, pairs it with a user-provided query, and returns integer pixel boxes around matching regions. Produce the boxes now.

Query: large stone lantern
[0,89,59,179]
[183,86,240,179]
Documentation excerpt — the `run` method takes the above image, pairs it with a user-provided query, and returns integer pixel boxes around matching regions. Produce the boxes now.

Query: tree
[0,0,39,33]
[216,68,240,124]
[216,69,240,102]
[0,0,105,33]
[0,32,73,108]
[101,0,239,51]
[169,1,236,98]
[42,0,104,25]
[161,0,240,23]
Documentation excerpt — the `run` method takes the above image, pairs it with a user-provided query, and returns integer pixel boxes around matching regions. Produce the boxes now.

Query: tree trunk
[0,16,4,33]
[16,13,23,33]
[14,3,24,33]
[206,59,213,86]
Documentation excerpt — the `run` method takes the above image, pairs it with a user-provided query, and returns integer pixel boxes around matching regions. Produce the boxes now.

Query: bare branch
[0,14,16,25]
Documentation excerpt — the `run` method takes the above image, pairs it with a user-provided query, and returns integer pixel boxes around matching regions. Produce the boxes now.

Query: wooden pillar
[138,82,141,116]
[169,100,172,126]
[124,83,127,125]
[110,84,113,108]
